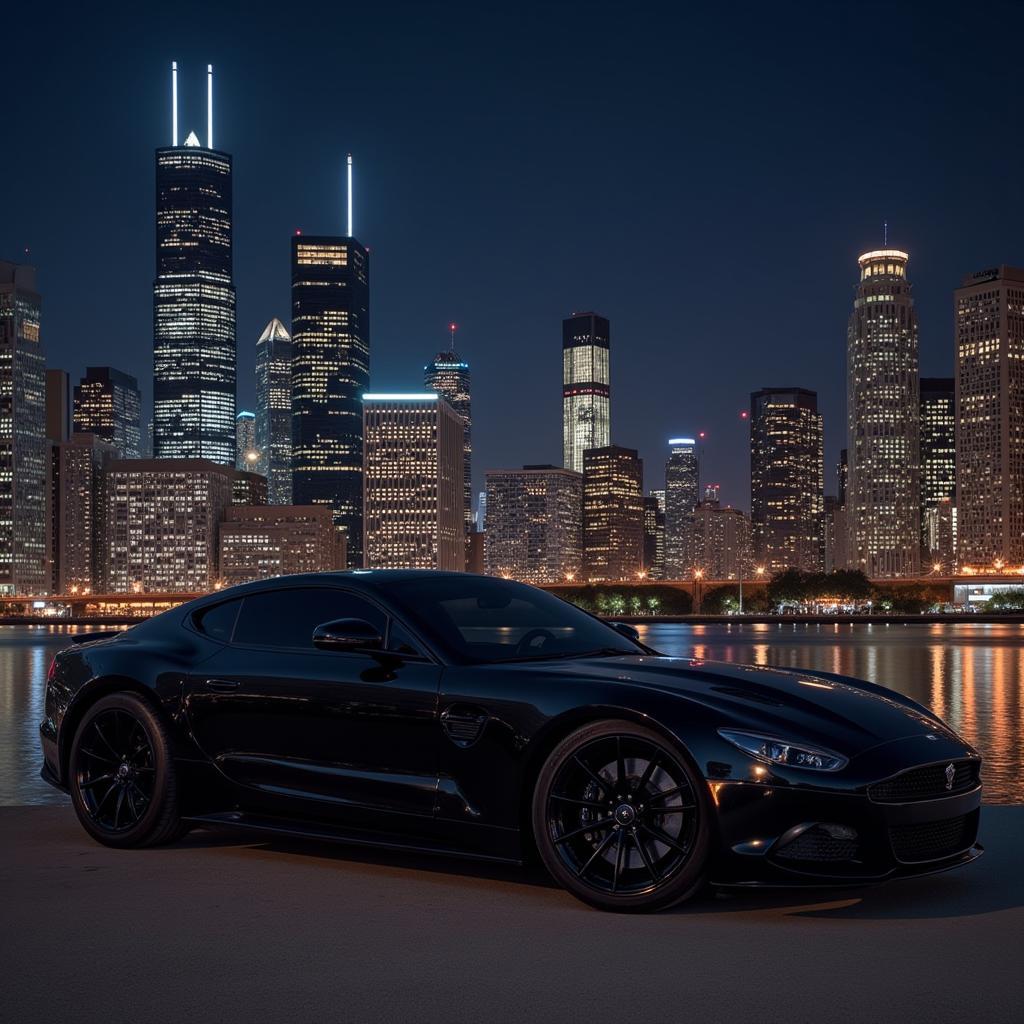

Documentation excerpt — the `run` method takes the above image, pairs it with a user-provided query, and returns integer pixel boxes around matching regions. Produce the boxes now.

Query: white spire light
[171,61,178,146]
[207,64,213,149]
[347,153,353,237]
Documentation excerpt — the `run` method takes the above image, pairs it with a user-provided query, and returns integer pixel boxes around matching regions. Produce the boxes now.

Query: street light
[693,567,704,614]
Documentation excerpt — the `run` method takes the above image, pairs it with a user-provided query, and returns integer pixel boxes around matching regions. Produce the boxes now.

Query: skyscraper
[425,330,472,536]
[847,248,921,577]
[0,261,47,595]
[73,366,142,459]
[955,265,1024,566]
[45,369,70,444]
[255,317,293,505]
[235,411,257,470]
[692,501,752,580]
[919,377,956,560]
[562,312,610,474]
[749,387,824,573]
[582,445,643,581]
[484,465,583,583]
[291,188,370,565]
[362,394,464,571]
[153,63,236,464]
[642,493,666,579]
[664,437,699,578]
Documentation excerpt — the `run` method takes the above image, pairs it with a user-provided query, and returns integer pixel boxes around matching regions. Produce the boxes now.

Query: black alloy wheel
[69,692,183,848]
[533,720,710,912]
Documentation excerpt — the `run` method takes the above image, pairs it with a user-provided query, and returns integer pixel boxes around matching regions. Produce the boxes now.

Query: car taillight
[46,656,58,682]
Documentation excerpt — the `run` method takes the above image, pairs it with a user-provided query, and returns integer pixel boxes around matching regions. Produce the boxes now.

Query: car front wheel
[532,720,710,912]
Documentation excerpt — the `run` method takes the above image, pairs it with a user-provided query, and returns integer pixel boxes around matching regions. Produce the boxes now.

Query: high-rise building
[291,229,370,566]
[822,495,849,573]
[847,248,921,577]
[749,387,824,573]
[692,501,752,580]
[235,411,257,470]
[219,505,344,587]
[582,445,643,581]
[73,366,142,459]
[924,497,957,573]
[837,449,848,507]
[45,369,70,444]
[0,262,47,595]
[362,394,464,571]
[102,458,236,593]
[642,493,666,579]
[484,465,583,583]
[664,437,698,578]
[255,317,293,504]
[955,265,1024,567]
[919,376,956,559]
[562,312,610,474]
[232,469,268,507]
[153,64,236,464]
[425,335,472,536]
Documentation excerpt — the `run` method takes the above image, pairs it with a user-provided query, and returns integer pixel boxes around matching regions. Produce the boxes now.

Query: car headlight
[718,729,847,771]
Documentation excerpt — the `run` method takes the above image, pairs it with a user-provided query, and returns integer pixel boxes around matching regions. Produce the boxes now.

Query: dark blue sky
[4,0,1023,507]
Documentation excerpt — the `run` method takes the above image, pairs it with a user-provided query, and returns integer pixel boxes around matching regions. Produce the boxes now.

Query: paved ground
[1,805,1020,1024]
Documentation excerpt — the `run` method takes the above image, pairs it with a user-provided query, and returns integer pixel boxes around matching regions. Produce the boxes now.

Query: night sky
[4,0,1023,508]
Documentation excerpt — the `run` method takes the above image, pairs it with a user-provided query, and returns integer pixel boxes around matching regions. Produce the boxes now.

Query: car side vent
[441,706,489,748]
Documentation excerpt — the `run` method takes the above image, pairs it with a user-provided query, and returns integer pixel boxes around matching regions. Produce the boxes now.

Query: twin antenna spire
[170,61,214,149]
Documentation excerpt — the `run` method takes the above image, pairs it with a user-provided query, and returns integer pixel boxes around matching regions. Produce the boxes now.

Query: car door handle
[205,678,240,692]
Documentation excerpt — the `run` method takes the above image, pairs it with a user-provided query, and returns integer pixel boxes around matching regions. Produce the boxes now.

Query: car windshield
[381,575,643,665]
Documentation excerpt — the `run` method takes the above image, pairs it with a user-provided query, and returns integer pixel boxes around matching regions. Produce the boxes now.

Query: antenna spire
[883,220,888,246]
[207,64,213,149]
[171,61,178,146]
[449,322,457,348]
[346,154,353,237]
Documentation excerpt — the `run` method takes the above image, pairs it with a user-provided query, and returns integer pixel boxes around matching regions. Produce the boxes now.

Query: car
[40,571,983,912]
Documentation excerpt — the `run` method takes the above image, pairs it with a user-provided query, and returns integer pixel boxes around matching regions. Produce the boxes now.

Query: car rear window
[193,599,243,642]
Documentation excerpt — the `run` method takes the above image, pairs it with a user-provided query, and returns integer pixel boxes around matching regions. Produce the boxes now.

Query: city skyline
[6,4,1023,511]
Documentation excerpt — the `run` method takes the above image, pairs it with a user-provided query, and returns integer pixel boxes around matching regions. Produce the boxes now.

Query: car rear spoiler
[68,630,123,645]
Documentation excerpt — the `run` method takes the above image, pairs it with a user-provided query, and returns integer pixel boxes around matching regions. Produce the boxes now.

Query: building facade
[255,317,293,505]
[235,411,257,470]
[749,387,824,573]
[483,465,582,583]
[102,459,236,593]
[955,266,1024,567]
[664,437,699,578]
[74,366,142,459]
[643,492,666,579]
[562,312,610,474]
[153,135,236,464]
[291,234,370,565]
[46,369,71,444]
[219,505,343,586]
[919,376,956,562]
[363,395,464,571]
[0,262,47,595]
[691,501,752,580]
[847,248,921,577]
[582,445,643,581]
[425,344,472,536]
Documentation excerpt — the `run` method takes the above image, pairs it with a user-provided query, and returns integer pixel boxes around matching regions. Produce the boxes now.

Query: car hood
[541,654,957,756]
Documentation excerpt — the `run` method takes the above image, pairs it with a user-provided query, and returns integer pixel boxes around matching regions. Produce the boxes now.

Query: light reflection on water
[1,622,1021,805]
[637,621,1024,803]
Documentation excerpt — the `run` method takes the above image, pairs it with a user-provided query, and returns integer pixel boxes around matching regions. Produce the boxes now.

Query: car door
[184,585,441,825]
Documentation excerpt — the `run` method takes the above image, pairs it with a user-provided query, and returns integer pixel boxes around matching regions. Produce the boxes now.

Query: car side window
[232,588,387,651]
[194,598,243,642]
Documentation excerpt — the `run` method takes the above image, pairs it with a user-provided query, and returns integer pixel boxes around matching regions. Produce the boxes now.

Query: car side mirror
[312,618,384,653]
[609,621,640,643]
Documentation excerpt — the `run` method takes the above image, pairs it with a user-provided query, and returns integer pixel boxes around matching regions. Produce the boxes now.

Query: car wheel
[68,692,183,849]
[532,720,710,912]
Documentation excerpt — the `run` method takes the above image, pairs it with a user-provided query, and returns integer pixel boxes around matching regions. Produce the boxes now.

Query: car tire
[532,719,710,912]
[68,692,183,849]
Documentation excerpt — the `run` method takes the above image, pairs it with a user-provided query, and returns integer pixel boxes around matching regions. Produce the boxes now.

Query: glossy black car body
[41,571,982,904]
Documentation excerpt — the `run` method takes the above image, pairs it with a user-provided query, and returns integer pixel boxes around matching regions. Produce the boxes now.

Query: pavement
[1,804,1020,1024]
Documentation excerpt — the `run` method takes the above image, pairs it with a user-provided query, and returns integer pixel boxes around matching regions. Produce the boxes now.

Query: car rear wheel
[69,692,183,848]
[532,720,710,912]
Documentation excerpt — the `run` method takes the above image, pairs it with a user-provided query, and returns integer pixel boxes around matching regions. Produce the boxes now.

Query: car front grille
[888,812,977,863]
[775,825,859,863]
[869,760,980,803]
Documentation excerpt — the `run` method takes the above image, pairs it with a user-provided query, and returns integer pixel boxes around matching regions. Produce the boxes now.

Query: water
[1,622,1021,805]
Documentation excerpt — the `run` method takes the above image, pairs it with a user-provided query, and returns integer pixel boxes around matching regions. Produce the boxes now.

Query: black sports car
[40,571,983,912]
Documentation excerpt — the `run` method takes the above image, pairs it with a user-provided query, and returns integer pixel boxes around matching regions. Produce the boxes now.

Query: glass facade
[255,317,293,505]
[919,377,956,562]
[291,236,369,566]
[425,349,472,536]
[847,249,920,577]
[235,410,257,470]
[153,144,236,464]
[664,438,699,578]
[73,366,142,459]
[562,312,610,474]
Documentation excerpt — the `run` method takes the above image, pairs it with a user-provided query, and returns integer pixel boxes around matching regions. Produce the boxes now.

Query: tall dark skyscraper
[919,377,955,557]
[562,312,610,474]
[664,437,699,578]
[73,366,142,459]
[749,387,824,573]
[255,317,293,505]
[153,62,236,465]
[425,327,472,536]
[291,157,369,565]
[582,445,643,582]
